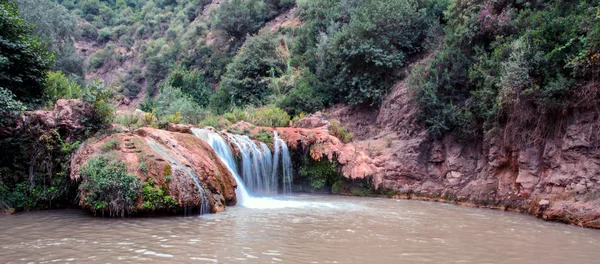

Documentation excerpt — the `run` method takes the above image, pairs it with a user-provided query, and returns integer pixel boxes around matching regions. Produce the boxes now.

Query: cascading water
[146,139,211,215]
[191,128,250,205]
[273,131,293,195]
[227,134,277,195]
[192,128,298,208]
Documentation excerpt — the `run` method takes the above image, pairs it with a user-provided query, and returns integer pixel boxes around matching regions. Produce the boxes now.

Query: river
[1,194,599,263]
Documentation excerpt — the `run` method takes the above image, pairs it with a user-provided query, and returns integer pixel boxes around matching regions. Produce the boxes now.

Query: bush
[213,32,285,110]
[246,105,290,127]
[44,71,83,106]
[329,0,431,105]
[0,1,53,103]
[101,139,120,152]
[80,23,98,40]
[211,0,268,42]
[141,179,178,211]
[154,85,205,124]
[411,0,600,142]
[278,69,324,116]
[79,157,142,217]
[166,68,211,107]
[97,27,112,42]
[329,119,353,143]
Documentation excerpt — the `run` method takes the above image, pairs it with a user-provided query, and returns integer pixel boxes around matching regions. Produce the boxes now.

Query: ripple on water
[0,195,599,263]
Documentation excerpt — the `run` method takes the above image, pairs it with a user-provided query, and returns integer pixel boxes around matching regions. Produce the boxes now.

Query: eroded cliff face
[70,127,237,214]
[312,77,600,228]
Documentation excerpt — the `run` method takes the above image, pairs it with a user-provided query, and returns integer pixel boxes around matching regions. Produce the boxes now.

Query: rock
[293,112,329,129]
[167,123,192,134]
[71,127,237,215]
[22,99,94,132]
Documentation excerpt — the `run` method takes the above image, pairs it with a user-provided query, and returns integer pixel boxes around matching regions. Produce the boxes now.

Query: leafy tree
[167,68,211,107]
[43,71,83,106]
[0,0,53,104]
[154,85,205,124]
[213,32,285,112]
[15,0,85,79]
[211,0,267,42]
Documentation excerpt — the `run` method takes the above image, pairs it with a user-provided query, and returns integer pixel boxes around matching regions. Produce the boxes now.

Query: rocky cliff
[303,77,600,228]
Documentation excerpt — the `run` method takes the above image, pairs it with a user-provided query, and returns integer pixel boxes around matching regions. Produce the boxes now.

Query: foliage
[252,129,272,145]
[166,68,211,107]
[153,85,205,124]
[81,79,116,128]
[297,156,342,192]
[0,87,26,116]
[329,0,431,105]
[79,157,142,217]
[211,0,268,43]
[0,1,53,104]
[101,139,120,152]
[141,179,178,211]
[246,105,290,127]
[278,69,325,116]
[15,0,85,79]
[213,32,285,112]
[43,71,83,107]
[329,119,353,143]
[411,0,600,142]
[0,127,80,212]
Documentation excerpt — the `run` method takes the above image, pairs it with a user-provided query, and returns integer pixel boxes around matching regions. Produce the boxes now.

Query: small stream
[1,195,599,263]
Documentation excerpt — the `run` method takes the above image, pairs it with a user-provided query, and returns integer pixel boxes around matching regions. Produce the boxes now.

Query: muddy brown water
[1,195,599,263]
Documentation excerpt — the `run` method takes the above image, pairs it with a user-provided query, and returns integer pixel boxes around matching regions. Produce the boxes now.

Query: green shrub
[246,105,290,127]
[97,27,112,42]
[154,85,205,124]
[329,119,353,143]
[43,71,83,107]
[252,129,272,145]
[213,32,285,111]
[166,68,211,107]
[79,157,142,217]
[101,139,120,152]
[80,23,98,40]
[0,1,53,103]
[297,156,342,192]
[141,181,178,211]
[412,0,600,142]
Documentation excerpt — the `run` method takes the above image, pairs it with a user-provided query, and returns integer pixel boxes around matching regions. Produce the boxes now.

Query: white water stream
[191,128,300,209]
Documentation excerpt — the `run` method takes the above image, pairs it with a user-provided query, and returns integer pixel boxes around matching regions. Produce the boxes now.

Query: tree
[0,0,53,104]
[330,0,430,105]
[213,33,285,110]
[211,0,267,42]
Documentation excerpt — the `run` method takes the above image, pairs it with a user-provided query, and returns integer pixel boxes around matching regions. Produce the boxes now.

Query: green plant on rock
[101,139,120,152]
[329,119,353,143]
[79,157,142,217]
[141,178,178,211]
[252,129,272,145]
[297,156,343,192]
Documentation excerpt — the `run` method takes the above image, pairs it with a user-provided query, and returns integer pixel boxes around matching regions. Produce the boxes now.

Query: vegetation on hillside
[411,0,600,142]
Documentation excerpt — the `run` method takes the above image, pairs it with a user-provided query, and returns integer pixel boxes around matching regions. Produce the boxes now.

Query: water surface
[1,195,599,263]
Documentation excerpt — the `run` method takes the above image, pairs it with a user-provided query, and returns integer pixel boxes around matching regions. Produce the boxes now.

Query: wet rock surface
[71,127,237,214]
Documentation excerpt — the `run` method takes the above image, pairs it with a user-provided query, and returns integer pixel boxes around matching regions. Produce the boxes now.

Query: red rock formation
[319,74,600,228]
[71,127,237,214]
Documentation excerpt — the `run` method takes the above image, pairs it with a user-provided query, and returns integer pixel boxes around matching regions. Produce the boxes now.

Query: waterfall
[273,131,293,195]
[227,134,277,196]
[191,128,250,205]
[146,139,211,215]
[192,128,294,207]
